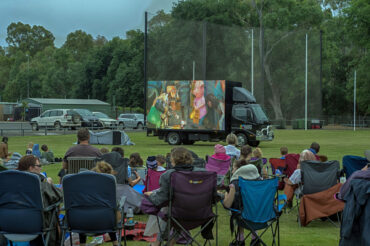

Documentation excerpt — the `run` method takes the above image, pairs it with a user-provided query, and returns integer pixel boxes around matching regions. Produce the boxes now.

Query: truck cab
[230,87,273,146]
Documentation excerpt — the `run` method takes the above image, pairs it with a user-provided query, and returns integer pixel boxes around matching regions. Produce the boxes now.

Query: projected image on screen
[146,80,225,130]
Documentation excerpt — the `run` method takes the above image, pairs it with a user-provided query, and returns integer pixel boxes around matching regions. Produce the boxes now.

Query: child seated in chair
[223,160,262,246]
[211,144,231,161]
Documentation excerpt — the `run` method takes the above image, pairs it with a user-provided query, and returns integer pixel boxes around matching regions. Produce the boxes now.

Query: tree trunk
[265,63,283,119]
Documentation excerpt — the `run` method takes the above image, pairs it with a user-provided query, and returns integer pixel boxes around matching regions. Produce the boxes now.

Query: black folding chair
[0,170,60,245]
[60,171,125,245]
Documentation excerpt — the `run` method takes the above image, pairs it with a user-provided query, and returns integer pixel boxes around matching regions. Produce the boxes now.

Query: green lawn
[6,129,370,245]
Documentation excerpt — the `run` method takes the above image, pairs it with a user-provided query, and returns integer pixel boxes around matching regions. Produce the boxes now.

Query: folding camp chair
[284,154,300,178]
[205,155,231,187]
[142,168,166,193]
[61,171,126,246]
[248,159,265,176]
[342,155,368,178]
[162,171,218,246]
[228,177,286,246]
[66,157,98,174]
[0,170,61,245]
[298,160,344,227]
[101,152,129,184]
[269,158,286,190]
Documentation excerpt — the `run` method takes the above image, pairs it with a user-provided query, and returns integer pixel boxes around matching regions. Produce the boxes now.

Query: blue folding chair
[60,171,125,246]
[229,177,286,246]
[342,155,368,178]
[0,170,61,246]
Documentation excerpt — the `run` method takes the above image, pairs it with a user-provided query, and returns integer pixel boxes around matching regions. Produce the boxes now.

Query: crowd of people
[1,130,369,246]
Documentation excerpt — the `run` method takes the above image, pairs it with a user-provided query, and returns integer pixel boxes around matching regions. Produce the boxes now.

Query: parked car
[117,113,145,129]
[73,109,102,128]
[30,109,81,131]
[92,112,118,128]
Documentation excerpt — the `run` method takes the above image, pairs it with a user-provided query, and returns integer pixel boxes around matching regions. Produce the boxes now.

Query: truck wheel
[183,139,195,145]
[248,140,260,147]
[236,133,248,146]
[32,123,39,131]
[167,132,181,145]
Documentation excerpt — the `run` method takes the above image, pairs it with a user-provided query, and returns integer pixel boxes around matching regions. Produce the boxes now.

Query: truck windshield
[250,104,269,124]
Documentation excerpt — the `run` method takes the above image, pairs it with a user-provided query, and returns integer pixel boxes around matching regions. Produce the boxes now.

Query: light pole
[26,54,30,98]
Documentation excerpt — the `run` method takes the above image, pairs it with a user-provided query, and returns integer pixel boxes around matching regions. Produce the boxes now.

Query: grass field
[6,129,370,245]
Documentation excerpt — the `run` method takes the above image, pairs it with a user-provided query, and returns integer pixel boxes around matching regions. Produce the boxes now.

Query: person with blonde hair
[92,161,115,174]
[225,133,240,159]
[252,148,263,159]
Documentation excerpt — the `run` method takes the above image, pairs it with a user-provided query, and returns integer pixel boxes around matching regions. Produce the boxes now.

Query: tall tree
[6,22,55,56]
[63,30,94,61]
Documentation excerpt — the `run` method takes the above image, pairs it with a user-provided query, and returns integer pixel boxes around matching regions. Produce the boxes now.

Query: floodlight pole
[144,11,148,125]
[192,61,195,80]
[27,54,30,98]
[251,29,254,95]
[305,33,308,131]
[354,70,356,131]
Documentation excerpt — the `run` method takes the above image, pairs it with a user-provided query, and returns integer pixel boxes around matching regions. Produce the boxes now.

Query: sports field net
[147,14,322,128]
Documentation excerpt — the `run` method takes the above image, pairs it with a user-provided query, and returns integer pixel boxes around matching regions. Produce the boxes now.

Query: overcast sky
[0,0,176,47]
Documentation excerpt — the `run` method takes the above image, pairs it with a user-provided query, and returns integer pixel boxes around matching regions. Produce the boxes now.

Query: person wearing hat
[337,150,370,200]
[211,144,231,161]
[146,156,158,170]
[222,160,261,246]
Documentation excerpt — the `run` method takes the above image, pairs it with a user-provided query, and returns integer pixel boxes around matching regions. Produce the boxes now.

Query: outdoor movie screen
[146,80,226,131]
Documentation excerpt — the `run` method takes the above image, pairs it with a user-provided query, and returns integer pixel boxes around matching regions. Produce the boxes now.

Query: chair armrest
[220,200,241,214]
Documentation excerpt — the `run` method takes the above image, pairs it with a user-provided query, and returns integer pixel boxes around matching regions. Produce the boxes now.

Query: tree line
[0,0,368,119]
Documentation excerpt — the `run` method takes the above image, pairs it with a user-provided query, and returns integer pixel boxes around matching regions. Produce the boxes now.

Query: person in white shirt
[225,133,240,159]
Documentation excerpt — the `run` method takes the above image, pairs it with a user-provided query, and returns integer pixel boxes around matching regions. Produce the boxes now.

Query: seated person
[58,128,102,183]
[225,133,240,159]
[17,155,62,245]
[32,144,41,158]
[26,142,34,155]
[129,152,144,167]
[309,142,321,160]
[0,137,12,161]
[280,147,288,160]
[239,145,252,161]
[283,149,317,206]
[156,155,166,171]
[251,147,267,164]
[110,147,141,187]
[338,151,370,201]
[77,161,120,246]
[144,147,214,246]
[41,144,55,163]
[211,144,231,161]
[100,147,110,154]
[128,152,144,184]
[223,160,261,246]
